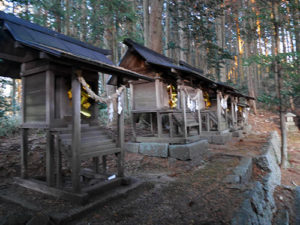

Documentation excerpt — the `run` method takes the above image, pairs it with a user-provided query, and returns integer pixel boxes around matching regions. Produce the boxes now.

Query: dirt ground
[0,109,299,224]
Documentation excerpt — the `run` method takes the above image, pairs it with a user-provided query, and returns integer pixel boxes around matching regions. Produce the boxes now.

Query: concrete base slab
[0,178,144,225]
[14,177,89,205]
[139,143,168,158]
[169,140,209,163]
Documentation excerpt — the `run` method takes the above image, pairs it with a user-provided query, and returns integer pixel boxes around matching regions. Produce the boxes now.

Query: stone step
[59,131,108,140]
[80,148,121,159]
[81,143,117,153]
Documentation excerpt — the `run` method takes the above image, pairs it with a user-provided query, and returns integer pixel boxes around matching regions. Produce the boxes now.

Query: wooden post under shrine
[71,71,81,193]
[217,90,222,131]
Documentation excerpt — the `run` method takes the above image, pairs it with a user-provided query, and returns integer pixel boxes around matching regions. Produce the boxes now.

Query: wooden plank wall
[24,73,46,122]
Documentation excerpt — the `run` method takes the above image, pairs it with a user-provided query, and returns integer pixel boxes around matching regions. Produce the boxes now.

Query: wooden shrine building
[0,12,152,199]
[118,39,254,144]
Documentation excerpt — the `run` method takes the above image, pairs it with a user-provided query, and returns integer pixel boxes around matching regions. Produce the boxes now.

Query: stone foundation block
[243,125,252,134]
[210,133,232,145]
[232,130,243,138]
[169,140,209,162]
[139,143,168,158]
[124,142,140,153]
[234,157,252,184]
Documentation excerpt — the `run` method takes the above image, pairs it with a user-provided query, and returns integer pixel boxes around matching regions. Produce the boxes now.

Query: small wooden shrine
[0,12,152,200]
[118,39,253,144]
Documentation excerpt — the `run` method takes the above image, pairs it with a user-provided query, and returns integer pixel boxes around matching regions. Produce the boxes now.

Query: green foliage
[0,115,20,137]
[257,94,278,109]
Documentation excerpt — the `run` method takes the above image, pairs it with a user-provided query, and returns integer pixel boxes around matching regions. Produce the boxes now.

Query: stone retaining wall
[231,131,281,225]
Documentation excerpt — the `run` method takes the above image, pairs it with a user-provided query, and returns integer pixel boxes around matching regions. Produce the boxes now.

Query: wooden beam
[71,70,81,193]
[0,53,23,62]
[20,128,28,179]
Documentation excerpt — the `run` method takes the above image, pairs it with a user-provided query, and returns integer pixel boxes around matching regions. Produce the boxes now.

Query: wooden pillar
[129,81,136,141]
[169,113,173,138]
[20,75,28,179]
[206,113,210,132]
[231,96,236,129]
[197,89,202,135]
[217,90,222,131]
[155,75,161,109]
[102,156,107,173]
[155,73,162,138]
[157,112,162,138]
[117,86,125,177]
[93,157,99,173]
[176,79,181,110]
[234,97,238,128]
[71,71,81,193]
[46,70,55,125]
[181,89,187,139]
[54,134,63,189]
[150,113,154,134]
[45,70,55,186]
[46,131,55,186]
[21,128,28,179]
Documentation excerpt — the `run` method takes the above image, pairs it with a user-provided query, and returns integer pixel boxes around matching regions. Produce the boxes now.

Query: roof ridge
[123,38,177,65]
[179,60,204,74]
[0,11,111,55]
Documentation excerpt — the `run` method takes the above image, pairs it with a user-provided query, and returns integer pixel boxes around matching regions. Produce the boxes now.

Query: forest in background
[0,0,299,136]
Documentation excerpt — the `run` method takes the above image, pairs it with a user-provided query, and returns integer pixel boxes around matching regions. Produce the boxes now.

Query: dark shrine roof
[122,38,254,99]
[123,38,190,72]
[123,38,215,83]
[0,11,154,82]
[0,11,113,65]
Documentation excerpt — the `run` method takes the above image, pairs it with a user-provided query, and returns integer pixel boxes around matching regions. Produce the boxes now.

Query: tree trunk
[244,0,257,114]
[80,0,87,41]
[149,0,163,53]
[178,0,188,61]
[143,0,150,47]
[215,3,226,82]
[273,1,288,169]
[65,0,70,36]
[165,1,171,57]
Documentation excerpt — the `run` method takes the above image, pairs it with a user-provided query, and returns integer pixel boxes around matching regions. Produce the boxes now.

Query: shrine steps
[55,124,121,160]
[172,112,200,128]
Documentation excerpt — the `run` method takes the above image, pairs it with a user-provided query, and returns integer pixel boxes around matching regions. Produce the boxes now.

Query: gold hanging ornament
[68,83,92,117]
[167,84,177,108]
[203,91,211,108]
